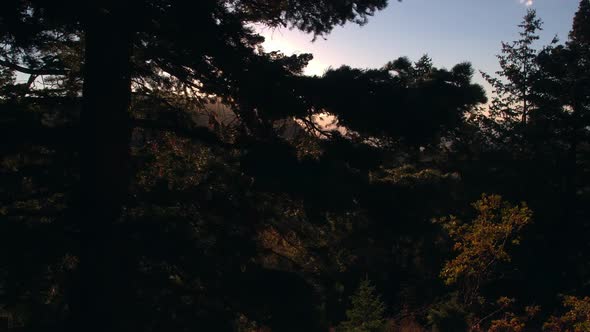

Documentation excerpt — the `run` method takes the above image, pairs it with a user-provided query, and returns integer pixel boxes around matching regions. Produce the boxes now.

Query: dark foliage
[1,1,589,332]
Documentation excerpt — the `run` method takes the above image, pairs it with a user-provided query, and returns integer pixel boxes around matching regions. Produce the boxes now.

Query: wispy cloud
[520,0,533,6]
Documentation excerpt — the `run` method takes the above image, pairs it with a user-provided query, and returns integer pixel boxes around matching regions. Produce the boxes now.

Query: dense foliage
[1,0,590,331]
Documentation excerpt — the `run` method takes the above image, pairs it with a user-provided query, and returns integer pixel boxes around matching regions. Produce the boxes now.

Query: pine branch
[0,59,68,76]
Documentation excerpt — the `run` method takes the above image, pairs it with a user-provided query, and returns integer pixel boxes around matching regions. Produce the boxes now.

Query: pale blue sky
[259,0,580,94]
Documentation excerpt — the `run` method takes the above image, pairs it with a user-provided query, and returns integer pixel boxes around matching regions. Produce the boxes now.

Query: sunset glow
[260,29,329,76]
[258,1,577,95]
[3,1,589,330]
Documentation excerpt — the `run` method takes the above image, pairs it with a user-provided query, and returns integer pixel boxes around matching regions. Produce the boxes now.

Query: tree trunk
[563,114,579,225]
[70,3,133,331]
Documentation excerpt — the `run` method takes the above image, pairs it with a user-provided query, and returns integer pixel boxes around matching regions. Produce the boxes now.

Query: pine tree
[570,0,590,45]
[536,0,590,182]
[534,0,590,267]
[338,278,387,332]
[1,2,392,331]
[481,9,543,144]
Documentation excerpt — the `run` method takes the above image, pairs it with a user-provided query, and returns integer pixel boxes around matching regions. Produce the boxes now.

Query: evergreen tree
[316,56,486,146]
[533,0,590,283]
[4,2,590,332]
[570,0,590,45]
[1,1,392,331]
[481,9,544,146]
[338,278,387,332]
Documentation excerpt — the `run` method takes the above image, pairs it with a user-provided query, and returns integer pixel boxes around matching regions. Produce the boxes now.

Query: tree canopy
[1,1,590,331]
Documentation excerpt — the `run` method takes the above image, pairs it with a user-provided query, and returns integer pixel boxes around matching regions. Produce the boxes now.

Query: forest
[0,0,589,331]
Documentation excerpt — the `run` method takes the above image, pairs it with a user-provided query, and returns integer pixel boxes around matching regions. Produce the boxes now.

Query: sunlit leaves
[436,194,532,303]
[134,130,214,191]
[543,296,590,332]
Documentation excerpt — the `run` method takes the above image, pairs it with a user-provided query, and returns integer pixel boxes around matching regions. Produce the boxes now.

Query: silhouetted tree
[481,9,544,146]
[535,0,590,198]
[530,0,590,289]
[1,1,393,331]
[312,56,486,146]
[3,2,590,332]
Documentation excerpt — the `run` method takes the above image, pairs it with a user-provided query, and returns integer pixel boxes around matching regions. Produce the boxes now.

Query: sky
[258,0,581,94]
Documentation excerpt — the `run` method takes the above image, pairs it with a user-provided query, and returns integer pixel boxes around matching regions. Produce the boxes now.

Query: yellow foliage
[436,194,532,303]
[543,296,590,332]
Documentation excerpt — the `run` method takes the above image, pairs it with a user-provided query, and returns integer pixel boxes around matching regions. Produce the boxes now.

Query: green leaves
[339,278,386,332]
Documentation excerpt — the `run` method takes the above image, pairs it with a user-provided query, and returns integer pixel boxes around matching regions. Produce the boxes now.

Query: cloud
[520,0,533,6]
